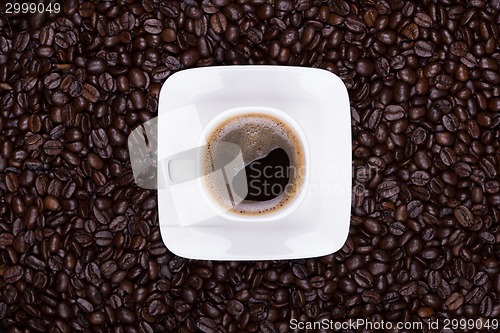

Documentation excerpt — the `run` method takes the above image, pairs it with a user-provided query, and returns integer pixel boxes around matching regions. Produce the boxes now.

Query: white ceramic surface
[157,65,351,260]
[197,106,310,223]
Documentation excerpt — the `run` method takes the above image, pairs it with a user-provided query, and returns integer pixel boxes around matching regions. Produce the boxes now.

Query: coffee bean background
[1,0,500,332]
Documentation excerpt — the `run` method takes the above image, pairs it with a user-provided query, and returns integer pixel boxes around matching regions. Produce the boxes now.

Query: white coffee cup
[165,106,310,225]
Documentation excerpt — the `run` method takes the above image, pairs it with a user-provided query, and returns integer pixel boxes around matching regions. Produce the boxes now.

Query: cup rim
[197,106,310,222]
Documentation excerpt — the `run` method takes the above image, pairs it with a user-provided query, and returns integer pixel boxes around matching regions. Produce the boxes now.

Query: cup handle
[163,142,249,190]
[127,116,203,187]
[164,147,199,184]
[161,143,248,227]
[128,113,250,226]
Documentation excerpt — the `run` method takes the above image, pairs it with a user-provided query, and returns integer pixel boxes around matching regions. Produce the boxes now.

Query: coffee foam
[202,113,304,215]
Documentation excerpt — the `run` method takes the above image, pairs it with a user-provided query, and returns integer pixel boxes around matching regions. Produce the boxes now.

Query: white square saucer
[157,66,351,260]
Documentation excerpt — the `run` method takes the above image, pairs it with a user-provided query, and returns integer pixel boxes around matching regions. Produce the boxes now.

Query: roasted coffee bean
[82,83,100,102]
[454,206,473,227]
[87,57,106,75]
[180,49,200,67]
[210,13,227,34]
[280,27,299,47]
[95,230,113,246]
[353,270,373,288]
[414,151,432,169]
[43,196,61,211]
[414,13,432,28]
[44,73,61,89]
[461,53,477,67]
[40,26,55,45]
[388,222,406,236]
[442,113,459,132]
[411,171,430,186]
[355,59,374,77]
[128,68,147,88]
[465,287,486,305]
[110,216,127,232]
[276,0,294,12]
[345,17,366,33]
[439,147,457,166]
[377,180,400,198]
[401,23,419,40]
[365,111,383,132]
[43,140,63,156]
[91,128,108,149]
[227,299,244,317]
[407,201,424,218]
[450,41,468,57]
[5,172,20,192]
[4,265,23,283]
[223,3,243,22]
[399,282,418,296]
[384,105,405,121]
[362,290,380,304]
[143,19,163,34]
[454,162,472,178]
[98,72,115,92]
[160,28,177,43]
[414,41,434,57]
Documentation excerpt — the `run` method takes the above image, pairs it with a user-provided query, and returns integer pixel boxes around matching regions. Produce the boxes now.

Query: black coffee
[202,112,305,216]
[233,148,291,201]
